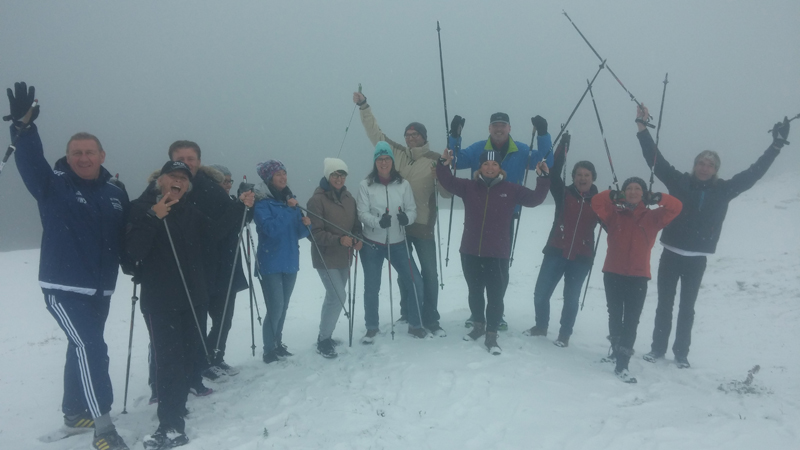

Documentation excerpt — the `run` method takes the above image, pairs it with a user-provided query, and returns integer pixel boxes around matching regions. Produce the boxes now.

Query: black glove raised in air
[531,115,548,136]
[772,116,791,147]
[4,82,39,125]
[450,115,466,138]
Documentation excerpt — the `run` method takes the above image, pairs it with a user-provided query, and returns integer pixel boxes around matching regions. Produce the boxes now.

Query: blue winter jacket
[254,196,310,275]
[12,124,129,296]
[449,133,553,185]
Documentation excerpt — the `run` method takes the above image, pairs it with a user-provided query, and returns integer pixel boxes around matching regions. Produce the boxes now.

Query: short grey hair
[208,164,231,178]
[693,150,721,179]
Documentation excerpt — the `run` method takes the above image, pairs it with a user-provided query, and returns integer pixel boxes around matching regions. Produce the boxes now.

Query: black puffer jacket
[638,129,781,254]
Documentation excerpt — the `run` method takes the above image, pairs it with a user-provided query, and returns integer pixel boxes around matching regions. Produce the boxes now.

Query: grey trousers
[317,268,349,340]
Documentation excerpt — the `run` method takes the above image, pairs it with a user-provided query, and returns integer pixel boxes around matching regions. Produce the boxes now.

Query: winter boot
[64,411,94,429]
[643,351,664,363]
[275,342,293,357]
[93,429,129,450]
[553,334,570,348]
[485,331,502,355]
[361,329,379,345]
[601,335,620,363]
[464,314,475,328]
[408,326,429,339]
[463,322,486,341]
[427,323,447,337]
[396,315,408,324]
[523,325,548,337]
[201,365,226,381]
[216,360,240,376]
[316,337,338,359]
[143,426,189,450]
[614,353,636,383]
[675,355,691,369]
[262,349,280,364]
[614,368,638,384]
[497,317,509,331]
[189,380,213,397]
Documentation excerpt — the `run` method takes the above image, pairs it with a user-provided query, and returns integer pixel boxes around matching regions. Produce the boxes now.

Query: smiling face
[404,129,425,148]
[66,139,105,180]
[693,158,718,181]
[573,167,593,193]
[171,147,201,176]
[220,175,233,193]
[624,182,644,204]
[328,171,346,190]
[489,122,511,146]
[158,171,191,201]
[271,170,288,190]
[375,156,393,178]
[479,160,501,179]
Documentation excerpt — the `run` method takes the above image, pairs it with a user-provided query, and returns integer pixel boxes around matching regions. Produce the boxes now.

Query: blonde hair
[693,150,721,179]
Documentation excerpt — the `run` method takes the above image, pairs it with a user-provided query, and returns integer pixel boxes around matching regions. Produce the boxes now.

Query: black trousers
[652,249,707,358]
[604,273,648,370]
[461,253,510,333]
[146,309,198,433]
[206,291,236,364]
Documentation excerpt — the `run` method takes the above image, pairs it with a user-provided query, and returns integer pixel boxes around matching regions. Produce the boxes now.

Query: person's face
[171,147,201,176]
[624,182,643,204]
[489,122,511,144]
[693,158,717,181]
[159,171,190,200]
[404,129,425,148]
[220,175,233,193]
[66,139,105,180]
[479,160,501,178]
[375,155,393,177]
[271,170,288,190]
[328,171,347,190]
[573,167,593,193]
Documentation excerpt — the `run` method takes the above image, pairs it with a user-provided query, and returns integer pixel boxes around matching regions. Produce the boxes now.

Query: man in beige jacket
[353,91,450,336]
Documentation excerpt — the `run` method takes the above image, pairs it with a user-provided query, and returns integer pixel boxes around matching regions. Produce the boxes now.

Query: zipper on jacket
[477,185,491,256]
[567,197,585,259]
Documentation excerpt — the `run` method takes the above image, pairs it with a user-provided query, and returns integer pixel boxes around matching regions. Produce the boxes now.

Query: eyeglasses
[404,132,421,138]
[330,172,347,179]
[376,156,393,163]
[222,179,233,185]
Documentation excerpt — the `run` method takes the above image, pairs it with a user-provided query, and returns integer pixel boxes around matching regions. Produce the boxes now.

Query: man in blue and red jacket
[8,82,130,450]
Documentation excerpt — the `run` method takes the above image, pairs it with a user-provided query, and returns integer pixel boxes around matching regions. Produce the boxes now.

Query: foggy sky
[1,0,798,251]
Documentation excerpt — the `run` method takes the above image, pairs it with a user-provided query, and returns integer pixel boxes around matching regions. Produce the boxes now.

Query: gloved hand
[379,212,392,229]
[645,192,662,205]
[450,115,466,138]
[531,115,548,136]
[397,208,409,226]
[4,82,39,125]
[609,190,625,202]
[560,132,571,148]
[772,116,791,147]
[238,182,254,196]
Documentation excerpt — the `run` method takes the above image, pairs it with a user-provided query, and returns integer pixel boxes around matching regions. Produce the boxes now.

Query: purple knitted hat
[257,160,286,184]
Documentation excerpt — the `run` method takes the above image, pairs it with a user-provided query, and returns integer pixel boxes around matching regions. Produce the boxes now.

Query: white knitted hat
[323,158,348,179]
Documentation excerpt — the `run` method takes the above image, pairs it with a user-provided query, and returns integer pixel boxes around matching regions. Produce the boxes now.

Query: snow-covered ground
[1,173,798,450]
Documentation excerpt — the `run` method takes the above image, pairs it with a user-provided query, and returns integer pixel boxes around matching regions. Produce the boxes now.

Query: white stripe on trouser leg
[48,294,103,418]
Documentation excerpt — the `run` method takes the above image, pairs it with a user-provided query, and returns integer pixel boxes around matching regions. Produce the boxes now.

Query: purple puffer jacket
[436,162,550,259]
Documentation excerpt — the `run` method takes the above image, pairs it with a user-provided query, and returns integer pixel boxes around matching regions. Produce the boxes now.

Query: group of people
[8,80,790,449]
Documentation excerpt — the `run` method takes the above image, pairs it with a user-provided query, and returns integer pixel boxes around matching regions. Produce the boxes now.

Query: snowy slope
[1,173,798,450]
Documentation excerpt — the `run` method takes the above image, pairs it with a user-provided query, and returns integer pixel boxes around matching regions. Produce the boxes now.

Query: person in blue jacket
[448,112,553,330]
[253,160,311,364]
[7,82,130,450]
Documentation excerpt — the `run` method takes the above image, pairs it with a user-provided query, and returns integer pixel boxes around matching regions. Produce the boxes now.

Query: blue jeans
[533,253,592,337]
[360,241,425,329]
[259,272,297,354]
[397,236,440,327]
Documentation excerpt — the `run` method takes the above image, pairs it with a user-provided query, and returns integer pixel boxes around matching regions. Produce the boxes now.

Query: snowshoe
[643,351,664,363]
[143,427,188,450]
[92,429,129,450]
[361,329,379,345]
[614,369,638,384]
[675,355,691,369]
[523,325,547,337]
[316,338,338,359]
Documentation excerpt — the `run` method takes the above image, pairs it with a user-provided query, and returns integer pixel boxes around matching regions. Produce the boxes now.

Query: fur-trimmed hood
[146,164,223,184]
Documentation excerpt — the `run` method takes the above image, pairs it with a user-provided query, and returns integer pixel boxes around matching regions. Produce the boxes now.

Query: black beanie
[405,122,428,142]
[621,177,647,192]
[480,150,501,165]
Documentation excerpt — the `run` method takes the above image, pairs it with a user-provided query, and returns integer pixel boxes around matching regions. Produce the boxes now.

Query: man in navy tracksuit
[8,82,130,450]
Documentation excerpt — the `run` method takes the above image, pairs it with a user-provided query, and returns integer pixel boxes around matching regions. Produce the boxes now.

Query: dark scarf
[268,182,293,204]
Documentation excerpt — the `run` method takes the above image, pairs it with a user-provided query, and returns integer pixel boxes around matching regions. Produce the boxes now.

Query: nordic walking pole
[347,249,354,347]
[400,213,425,331]
[306,224,351,317]
[214,196,250,358]
[562,10,654,126]
[350,250,359,347]
[1,99,38,177]
[767,113,799,134]
[164,219,212,361]
[296,205,376,249]
[588,79,620,190]
[338,83,362,157]
[240,235,256,356]
[434,175,444,289]
[385,187,395,340]
[121,275,139,414]
[510,125,537,266]
[246,226,263,325]
[648,73,670,193]
[580,227,603,311]
[437,21,457,268]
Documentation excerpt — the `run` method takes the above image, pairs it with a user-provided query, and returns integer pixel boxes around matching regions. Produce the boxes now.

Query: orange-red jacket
[592,191,682,279]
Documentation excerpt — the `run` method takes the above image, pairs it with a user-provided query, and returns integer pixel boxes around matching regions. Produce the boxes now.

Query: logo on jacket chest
[75,190,87,204]
[110,198,123,212]
[499,193,507,198]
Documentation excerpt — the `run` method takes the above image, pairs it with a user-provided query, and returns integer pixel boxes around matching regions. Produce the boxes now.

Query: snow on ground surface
[1,173,798,450]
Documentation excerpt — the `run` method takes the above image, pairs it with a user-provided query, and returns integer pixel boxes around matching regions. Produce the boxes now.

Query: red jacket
[592,191,682,279]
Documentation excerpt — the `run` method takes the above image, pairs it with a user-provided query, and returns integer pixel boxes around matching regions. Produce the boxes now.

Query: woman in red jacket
[592,177,682,383]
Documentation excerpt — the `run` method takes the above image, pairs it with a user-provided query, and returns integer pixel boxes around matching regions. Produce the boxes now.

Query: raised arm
[722,118,788,200]
[356,92,406,151]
